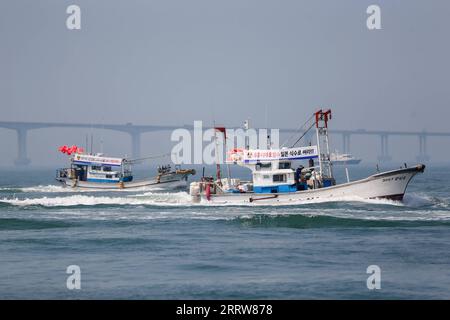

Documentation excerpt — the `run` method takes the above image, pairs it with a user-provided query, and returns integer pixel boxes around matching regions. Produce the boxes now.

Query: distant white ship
[330,152,362,165]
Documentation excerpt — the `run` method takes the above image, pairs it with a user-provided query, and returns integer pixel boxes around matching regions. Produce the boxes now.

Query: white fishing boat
[56,148,195,190]
[189,109,425,204]
[330,152,362,165]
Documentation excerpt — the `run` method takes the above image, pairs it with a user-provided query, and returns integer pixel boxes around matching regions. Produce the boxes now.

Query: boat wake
[0,192,192,207]
[0,192,450,221]
[0,191,404,207]
[0,184,167,194]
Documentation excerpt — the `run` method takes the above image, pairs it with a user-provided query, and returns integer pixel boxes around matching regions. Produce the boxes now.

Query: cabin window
[106,174,113,179]
[263,175,270,179]
[91,166,101,171]
[103,166,112,172]
[256,162,271,171]
[273,174,286,182]
[279,162,291,169]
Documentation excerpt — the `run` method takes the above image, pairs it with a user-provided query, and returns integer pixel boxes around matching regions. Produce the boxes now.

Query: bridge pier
[416,134,430,162]
[342,133,350,153]
[377,134,392,162]
[130,131,141,159]
[14,128,31,166]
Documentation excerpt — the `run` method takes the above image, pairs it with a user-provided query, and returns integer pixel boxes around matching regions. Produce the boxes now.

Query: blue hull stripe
[73,160,122,167]
[87,178,120,183]
[244,155,318,163]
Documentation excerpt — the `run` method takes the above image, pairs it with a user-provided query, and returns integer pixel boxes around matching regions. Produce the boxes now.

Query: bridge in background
[1,121,449,166]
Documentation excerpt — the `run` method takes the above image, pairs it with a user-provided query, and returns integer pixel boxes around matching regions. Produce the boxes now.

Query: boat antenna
[90,133,94,155]
[265,105,268,128]
[213,121,221,183]
[244,119,250,149]
[265,105,272,149]
[225,133,232,182]
[100,121,104,154]
[85,134,88,154]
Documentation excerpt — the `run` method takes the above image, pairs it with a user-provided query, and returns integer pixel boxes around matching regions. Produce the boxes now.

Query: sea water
[0,165,449,299]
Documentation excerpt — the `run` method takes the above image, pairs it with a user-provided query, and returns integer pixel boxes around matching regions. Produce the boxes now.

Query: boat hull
[192,165,425,205]
[56,172,190,190]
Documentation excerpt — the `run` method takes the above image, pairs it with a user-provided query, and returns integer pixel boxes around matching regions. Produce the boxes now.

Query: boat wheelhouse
[227,145,330,194]
[59,153,133,184]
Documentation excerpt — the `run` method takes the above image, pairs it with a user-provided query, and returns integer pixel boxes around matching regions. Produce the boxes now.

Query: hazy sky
[1,0,449,166]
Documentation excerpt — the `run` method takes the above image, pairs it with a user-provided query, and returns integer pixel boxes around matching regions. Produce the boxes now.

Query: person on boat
[308,158,314,170]
[295,165,307,191]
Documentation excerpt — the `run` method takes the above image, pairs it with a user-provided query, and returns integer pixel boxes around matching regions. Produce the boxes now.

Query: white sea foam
[0,192,192,207]
[1,193,399,208]
[17,184,167,193]
[20,185,70,193]
[0,188,433,207]
[1,191,449,221]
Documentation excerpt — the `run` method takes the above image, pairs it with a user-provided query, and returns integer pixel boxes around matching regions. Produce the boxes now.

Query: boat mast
[314,109,334,181]
[244,119,249,149]
[214,125,231,184]
[213,124,221,183]
[223,128,231,182]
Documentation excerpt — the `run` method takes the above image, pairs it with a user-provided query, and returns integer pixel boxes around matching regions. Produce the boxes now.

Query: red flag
[67,145,78,155]
[58,145,69,154]
[58,145,85,155]
[214,127,227,139]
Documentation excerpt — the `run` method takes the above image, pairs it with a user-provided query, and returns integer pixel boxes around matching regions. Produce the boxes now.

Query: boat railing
[56,167,78,179]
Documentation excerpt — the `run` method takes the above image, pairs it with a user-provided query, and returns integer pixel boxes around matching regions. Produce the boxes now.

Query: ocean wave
[232,213,450,228]
[0,187,24,194]
[0,191,443,208]
[404,192,449,209]
[0,218,77,230]
[0,193,404,208]
[0,192,192,207]
[1,191,449,223]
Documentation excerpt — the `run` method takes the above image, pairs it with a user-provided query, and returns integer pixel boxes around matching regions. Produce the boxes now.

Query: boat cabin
[57,153,133,183]
[251,161,297,193]
[227,146,335,194]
